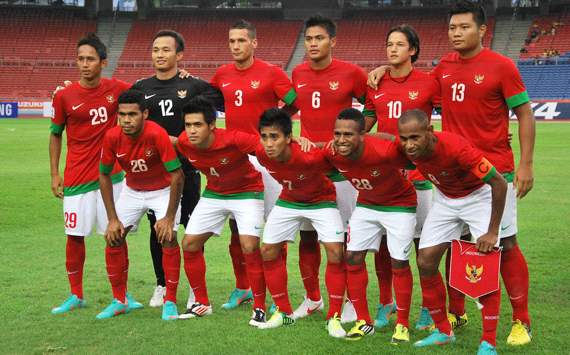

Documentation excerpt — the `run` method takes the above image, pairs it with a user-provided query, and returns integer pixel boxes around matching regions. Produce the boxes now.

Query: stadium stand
[520,9,570,59]
[519,63,570,99]
[0,8,96,98]
[114,13,301,83]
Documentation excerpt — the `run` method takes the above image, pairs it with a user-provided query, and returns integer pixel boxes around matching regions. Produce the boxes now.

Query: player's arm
[196,79,225,112]
[49,133,64,199]
[362,91,377,132]
[512,102,535,199]
[367,65,391,90]
[154,168,184,243]
[472,158,507,253]
[99,137,124,246]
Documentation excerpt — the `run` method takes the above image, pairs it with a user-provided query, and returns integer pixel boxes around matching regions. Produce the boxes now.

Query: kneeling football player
[98,89,184,320]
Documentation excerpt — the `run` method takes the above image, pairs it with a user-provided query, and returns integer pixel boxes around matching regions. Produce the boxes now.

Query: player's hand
[51,174,64,199]
[292,136,316,152]
[179,69,192,79]
[169,135,178,146]
[507,132,513,145]
[326,139,336,155]
[51,81,73,99]
[514,162,534,199]
[155,217,175,243]
[367,65,389,90]
[475,232,498,253]
[105,219,125,247]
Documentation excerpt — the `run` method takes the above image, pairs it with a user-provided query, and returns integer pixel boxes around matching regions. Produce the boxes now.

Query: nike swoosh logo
[222,83,231,87]
[335,231,344,235]
[254,226,262,230]
[374,93,385,99]
[267,170,276,174]
[189,159,197,163]
[145,94,156,99]
[442,74,451,79]
[72,103,84,110]
[338,169,349,173]
[116,153,126,158]
[297,83,307,88]
[501,225,510,231]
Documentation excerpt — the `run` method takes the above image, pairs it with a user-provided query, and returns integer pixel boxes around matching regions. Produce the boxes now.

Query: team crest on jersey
[408,91,419,100]
[250,80,260,89]
[177,90,187,99]
[440,171,448,177]
[220,158,229,165]
[465,264,483,283]
[106,95,115,103]
[145,149,153,157]
[474,74,485,85]
[298,174,306,181]
[329,81,339,91]
[370,169,380,177]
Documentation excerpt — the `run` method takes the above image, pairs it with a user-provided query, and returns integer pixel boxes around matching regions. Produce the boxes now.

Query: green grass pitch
[0,119,569,354]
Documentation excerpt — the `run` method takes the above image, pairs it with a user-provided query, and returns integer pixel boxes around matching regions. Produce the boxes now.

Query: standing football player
[131,29,223,309]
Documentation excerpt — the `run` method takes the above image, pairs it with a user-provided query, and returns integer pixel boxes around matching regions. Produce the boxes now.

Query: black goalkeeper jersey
[131,73,224,137]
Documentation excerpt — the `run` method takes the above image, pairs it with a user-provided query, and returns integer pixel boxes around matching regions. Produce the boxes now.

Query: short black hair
[449,0,487,27]
[230,19,256,39]
[258,108,292,137]
[399,109,429,129]
[386,24,420,63]
[182,96,217,125]
[337,108,365,132]
[77,33,107,60]
[153,29,185,53]
[118,89,146,111]
[304,14,337,38]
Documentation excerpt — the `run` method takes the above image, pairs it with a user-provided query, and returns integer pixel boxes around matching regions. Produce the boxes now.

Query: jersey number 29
[90,107,108,125]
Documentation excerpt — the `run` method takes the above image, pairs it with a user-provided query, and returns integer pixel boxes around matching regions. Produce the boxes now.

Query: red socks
[263,257,293,314]
[299,238,322,302]
[66,235,85,299]
[105,244,127,303]
[325,262,346,319]
[420,273,452,335]
[183,250,209,305]
[229,233,249,290]
[501,244,530,326]
[480,289,501,347]
[346,262,372,324]
[375,240,393,305]
[445,249,466,316]
[392,265,413,328]
[162,245,181,303]
[243,249,266,311]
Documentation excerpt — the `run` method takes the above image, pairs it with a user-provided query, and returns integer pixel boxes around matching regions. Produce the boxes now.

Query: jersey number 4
[90,107,108,126]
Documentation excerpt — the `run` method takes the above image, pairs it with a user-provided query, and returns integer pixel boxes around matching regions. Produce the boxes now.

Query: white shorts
[347,206,416,261]
[63,182,123,236]
[500,182,517,237]
[186,196,264,237]
[415,188,433,238]
[300,180,357,232]
[249,155,282,219]
[263,204,345,244]
[117,185,181,231]
[419,185,503,249]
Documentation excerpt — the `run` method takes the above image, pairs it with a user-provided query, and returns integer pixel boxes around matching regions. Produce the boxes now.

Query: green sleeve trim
[362,108,376,118]
[282,88,297,105]
[413,180,433,190]
[202,189,264,200]
[482,166,497,183]
[356,203,416,213]
[99,162,113,175]
[502,171,514,183]
[164,158,181,172]
[63,172,124,196]
[405,162,416,170]
[506,91,530,109]
[356,94,366,105]
[326,169,347,182]
[50,122,64,135]
[275,199,337,210]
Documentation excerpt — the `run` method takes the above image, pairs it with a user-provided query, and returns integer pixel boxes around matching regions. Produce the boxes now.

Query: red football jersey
[292,59,368,142]
[325,136,416,209]
[410,131,497,198]
[51,78,130,195]
[211,58,296,135]
[364,69,440,185]
[100,121,181,191]
[177,129,263,195]
[433,48,530,173]
[255,143,336,205]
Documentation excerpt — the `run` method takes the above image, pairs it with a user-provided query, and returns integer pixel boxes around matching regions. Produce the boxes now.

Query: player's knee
[261,244,280,261]
[324,243,344,264]
[500,235,517,250]
[346,251,365,266]
[416,253,437,274]
[391,258,409,269]
[181,235,196,252]
[240,237,259,254]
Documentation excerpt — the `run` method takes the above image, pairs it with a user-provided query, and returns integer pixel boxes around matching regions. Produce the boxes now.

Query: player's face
[118,103,148,137]
[76,45,106,81]
[184,113,215,147]
[334,119,364,158]
[152,36,182,72]
[304,26,336,62]
[398,120,433,160]
[260,125,291,160]
[386,31,415,66]
[229,29,257,63]
[448,13,486,53]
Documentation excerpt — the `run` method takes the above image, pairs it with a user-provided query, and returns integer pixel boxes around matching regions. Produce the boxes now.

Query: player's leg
[443,223,470,330]
[293,227,324,319]
[381,211,416,344]
[147,211,166,307]
[414,187,434,330]
[179,197,228,319]
[373,233,395,329]
[223,218,252,309]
